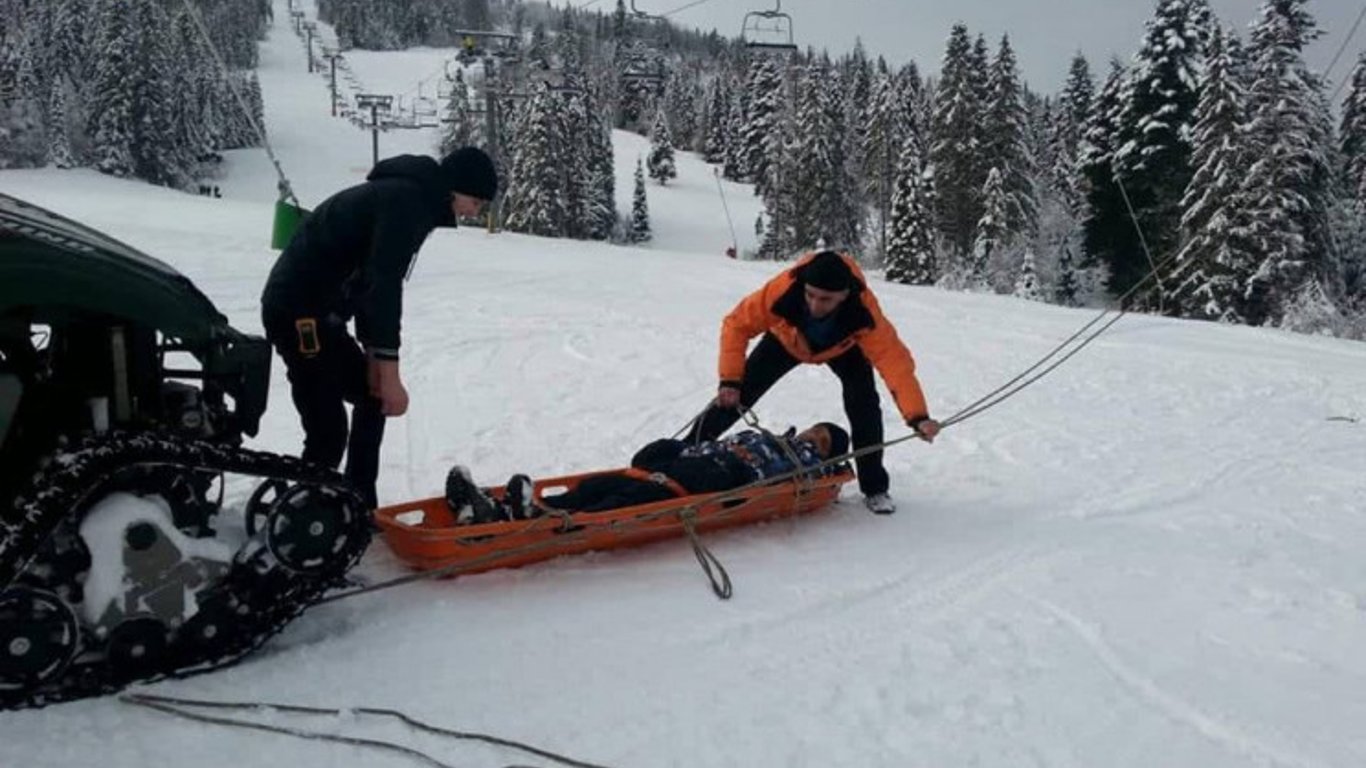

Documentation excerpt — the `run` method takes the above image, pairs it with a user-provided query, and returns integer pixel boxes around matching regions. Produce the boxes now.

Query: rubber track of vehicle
[0,432,371,710]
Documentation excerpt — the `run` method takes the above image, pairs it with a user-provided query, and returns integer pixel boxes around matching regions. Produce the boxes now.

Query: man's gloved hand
[908,417,940,443]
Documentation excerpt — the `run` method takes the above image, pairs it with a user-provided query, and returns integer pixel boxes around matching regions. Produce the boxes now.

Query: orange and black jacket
[718,252,930,423]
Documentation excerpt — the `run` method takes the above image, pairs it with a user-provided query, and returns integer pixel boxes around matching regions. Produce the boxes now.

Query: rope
[741,407,816,497]
[678,508,732,599]
[670,403,714,442]
[942,177,1185,428]
[173,0,298,205]
[125,696,460,768]
[1113,171,1163,313]
[122,693,615,768]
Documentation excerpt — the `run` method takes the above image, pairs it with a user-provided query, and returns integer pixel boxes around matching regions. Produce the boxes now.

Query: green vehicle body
[0,193,271,497]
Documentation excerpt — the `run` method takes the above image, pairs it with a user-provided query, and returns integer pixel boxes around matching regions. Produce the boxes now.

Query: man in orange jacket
[690,250,940,514]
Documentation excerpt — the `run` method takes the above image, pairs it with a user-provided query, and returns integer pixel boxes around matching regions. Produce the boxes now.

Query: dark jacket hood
[367,155,455,226]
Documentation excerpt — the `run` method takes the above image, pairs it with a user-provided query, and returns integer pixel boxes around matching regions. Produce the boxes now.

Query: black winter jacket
[261,155,455,359]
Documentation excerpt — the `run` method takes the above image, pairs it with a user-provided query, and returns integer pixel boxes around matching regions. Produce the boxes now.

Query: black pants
[262,309,385,509]
[689,334,889,495]
[542,442,754,513]
[543,475,678,512]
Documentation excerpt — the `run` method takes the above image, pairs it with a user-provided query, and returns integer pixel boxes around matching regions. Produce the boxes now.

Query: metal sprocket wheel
[264,484,361,574]
[0,587,81,694]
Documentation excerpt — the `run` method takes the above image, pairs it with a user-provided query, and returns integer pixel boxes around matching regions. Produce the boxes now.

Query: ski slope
[2,2,1365,766]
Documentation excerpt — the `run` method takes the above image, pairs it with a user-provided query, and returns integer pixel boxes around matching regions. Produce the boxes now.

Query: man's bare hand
[911,418,941,443]
[716,385,742,409]
[368,358,409,417]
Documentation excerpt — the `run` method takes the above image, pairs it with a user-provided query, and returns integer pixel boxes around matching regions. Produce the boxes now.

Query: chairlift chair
[452,29,518,64]
[742,0,798,52]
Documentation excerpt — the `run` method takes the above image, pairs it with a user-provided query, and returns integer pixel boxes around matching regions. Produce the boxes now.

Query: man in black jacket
[261,147,498,508]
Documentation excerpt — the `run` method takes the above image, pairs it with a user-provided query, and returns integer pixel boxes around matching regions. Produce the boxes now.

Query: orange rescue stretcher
[375,466,856,576]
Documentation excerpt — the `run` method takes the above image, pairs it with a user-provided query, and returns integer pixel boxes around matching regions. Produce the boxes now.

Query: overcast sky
[640,0,1362,97]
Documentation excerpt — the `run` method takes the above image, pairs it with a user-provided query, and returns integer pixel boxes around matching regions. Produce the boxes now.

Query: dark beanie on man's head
[440,147,499,200]
[814,422,850,458]
[802,250,854,292]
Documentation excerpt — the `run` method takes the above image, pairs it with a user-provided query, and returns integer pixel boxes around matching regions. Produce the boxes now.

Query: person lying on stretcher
[445,422,851,525]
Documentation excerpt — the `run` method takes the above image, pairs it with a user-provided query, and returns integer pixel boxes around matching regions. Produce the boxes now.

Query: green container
[271,199,310,250]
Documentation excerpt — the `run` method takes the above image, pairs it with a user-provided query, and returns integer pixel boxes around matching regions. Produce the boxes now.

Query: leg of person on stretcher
[444,422,849,523]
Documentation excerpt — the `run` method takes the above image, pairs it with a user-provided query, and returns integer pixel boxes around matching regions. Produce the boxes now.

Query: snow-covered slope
[1,2,1364,766]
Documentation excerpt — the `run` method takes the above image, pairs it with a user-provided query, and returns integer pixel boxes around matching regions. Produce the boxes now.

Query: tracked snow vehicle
[0,193,371,709]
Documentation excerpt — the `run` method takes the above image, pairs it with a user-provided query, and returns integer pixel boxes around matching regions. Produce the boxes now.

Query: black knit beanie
[814,422,850,458]
[803,250,853,292]
[440,147,499,200]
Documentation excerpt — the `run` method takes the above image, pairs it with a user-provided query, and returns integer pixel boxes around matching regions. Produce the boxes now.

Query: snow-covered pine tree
[1079,60,1130,295]
[970,34,991,109]
[2,2,52,168]
[647,105,677,184]
[1013,249,1043,301]
[46,78,77,169]
[663,67,699,151]
[557,87,593,240]
[820,63,862,251]
[970,167,1008,289]
[864,71,900,257]
[439,70,479,155]
[742,54,784,193]
[787,61,858,253]
[722,84,749,181]
[503,84,566,237]
[1339,51,1366,200]
[885,134,936,285]
[842,40,874,222]
[1110,0,1212,307]
[628,158,651,243]
[1051,53,1094,214]
[757,110,798,260]
[88,0,137,178]
[702,78,730,164]
[586,104,617,240]
[170,9,212,170]
[48,0,90,158]
[1172,25,1252,322]
[1054,246,1081,306]
[983,35,1036,239]
[1239,0,1336,325]
[931,23,985,264]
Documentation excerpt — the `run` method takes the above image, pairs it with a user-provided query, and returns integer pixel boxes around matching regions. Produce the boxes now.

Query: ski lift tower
[355,93,394,166]
[302,21,317,73]
[448,29,527,230]
[322,47,342,116]
[741,0,799,53]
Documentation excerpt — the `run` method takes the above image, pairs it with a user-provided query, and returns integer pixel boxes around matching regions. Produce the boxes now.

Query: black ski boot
[445,466,504,524]
[504,474,537,520]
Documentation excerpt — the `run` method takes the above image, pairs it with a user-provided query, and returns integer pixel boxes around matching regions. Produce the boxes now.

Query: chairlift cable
[662,0,720,18]
[1327,1,1366,102]
[1325,0,1366,81]
[173,0,299,206]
